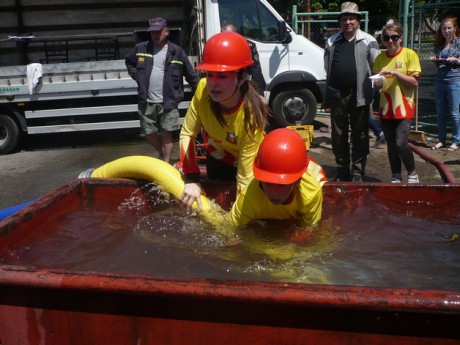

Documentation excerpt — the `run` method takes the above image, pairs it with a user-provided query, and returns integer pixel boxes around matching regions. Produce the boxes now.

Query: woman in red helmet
[179,31,270,210]
[226,128,324,234]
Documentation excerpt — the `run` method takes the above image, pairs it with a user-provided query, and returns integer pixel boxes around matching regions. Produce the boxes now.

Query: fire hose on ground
[408,143,456,184]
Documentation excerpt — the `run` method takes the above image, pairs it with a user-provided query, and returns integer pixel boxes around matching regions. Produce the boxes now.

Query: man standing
[324,2,380,181]
[126,17,199,163]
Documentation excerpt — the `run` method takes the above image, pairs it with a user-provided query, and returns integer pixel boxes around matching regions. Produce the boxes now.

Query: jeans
[330,93,370,177]
[369,113,383,137]
[370,90,383,137]
[435,79,460,144]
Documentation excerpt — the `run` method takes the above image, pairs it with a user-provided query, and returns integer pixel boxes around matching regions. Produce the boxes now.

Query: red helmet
[196,31,254,72]
[253,129,308,184]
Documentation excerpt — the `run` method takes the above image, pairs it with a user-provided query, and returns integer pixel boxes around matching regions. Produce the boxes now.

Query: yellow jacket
[227,171,323,227]
[180,78,264,194]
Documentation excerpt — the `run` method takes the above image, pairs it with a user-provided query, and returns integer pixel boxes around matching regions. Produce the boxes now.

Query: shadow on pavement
[20,129,144,152]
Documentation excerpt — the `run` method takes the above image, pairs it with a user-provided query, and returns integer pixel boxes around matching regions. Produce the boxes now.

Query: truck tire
[0,114,21,155]
[272,88,317,127]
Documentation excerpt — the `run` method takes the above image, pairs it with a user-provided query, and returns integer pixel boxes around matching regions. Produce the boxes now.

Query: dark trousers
[330,93,370,178]
[381,118,415,175]
[206,154,237,181]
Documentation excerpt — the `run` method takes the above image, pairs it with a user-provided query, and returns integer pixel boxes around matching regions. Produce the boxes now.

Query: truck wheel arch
[0,107,25,155]
[268,71,323,127]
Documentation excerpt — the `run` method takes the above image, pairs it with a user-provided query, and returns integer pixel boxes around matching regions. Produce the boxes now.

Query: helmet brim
[253,165,306,185]
[196,61,254,72]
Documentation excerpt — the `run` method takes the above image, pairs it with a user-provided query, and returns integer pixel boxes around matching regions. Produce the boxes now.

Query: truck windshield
[218,0,280,42]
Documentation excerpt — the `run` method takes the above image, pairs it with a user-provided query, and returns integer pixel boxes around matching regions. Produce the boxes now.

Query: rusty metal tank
[0,178,459,344]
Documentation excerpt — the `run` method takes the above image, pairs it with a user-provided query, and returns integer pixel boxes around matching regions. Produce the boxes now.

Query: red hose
[408,143,457,184]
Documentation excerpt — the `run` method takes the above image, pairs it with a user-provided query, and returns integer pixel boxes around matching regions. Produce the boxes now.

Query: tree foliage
[269,0,431,31]
[270,0,398,17]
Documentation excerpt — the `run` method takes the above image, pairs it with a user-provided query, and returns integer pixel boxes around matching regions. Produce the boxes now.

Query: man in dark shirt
[323,2,380,181]
[328,38,357,91]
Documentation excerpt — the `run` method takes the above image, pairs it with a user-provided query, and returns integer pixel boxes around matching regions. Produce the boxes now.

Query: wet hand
[180,183,204,211]
[287,227,313,243]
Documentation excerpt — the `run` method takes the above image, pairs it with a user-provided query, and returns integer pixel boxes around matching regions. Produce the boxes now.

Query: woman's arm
[379,69,419,88]
[179,79,206,210]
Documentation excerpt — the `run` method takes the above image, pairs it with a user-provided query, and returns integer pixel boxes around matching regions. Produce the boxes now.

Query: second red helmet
[253,129,308,184]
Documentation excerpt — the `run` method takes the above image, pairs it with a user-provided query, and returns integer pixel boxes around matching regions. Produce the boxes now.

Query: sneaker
[391,177,402,183]
[431,142,445,150]
[448,143,459,152]
[407,174,419,183]
[352,172,363,182]
[335,168,351,182]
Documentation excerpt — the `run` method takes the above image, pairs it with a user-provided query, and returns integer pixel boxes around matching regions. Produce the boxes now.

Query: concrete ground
[0,116,459,210]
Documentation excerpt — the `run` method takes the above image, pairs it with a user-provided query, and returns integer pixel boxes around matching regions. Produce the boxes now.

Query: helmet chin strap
[220,83,240,102]
[220,71,245,103]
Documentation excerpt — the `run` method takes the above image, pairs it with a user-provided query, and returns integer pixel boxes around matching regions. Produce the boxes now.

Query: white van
[206,0,326,127]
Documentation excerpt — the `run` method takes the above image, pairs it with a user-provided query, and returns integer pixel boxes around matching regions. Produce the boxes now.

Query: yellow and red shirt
[306,157,328,186]
[374,47,421,119]
[180,78,264,194]
[226,162,324,227]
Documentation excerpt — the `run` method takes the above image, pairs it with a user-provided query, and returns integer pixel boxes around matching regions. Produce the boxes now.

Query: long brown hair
[434,16,459,48]
[209,70,269,138]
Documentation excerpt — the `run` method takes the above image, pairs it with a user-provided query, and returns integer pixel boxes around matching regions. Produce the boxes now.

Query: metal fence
[291,6,369,49]
[292,2,460,138]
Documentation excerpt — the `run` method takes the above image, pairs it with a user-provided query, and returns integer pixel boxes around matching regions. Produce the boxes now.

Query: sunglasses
[383,34,401,42]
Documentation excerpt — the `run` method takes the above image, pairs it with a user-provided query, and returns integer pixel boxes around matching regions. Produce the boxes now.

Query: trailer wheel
[272,88,317,127]
[0,114,22,155]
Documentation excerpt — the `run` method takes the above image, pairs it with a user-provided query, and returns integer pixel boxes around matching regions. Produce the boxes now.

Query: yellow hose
[91,156,226,227]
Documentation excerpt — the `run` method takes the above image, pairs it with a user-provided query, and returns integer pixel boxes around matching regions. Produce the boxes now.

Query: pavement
[0,115,459,211]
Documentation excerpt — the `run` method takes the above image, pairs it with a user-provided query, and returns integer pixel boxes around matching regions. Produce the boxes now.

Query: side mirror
[279,21,292,43]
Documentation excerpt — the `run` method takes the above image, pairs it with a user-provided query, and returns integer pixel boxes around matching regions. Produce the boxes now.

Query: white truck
[0,0,326,154]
